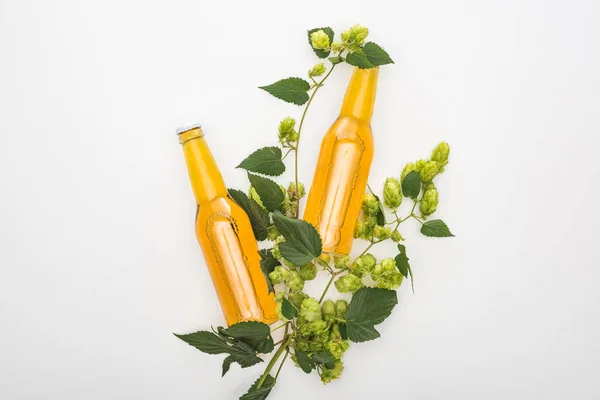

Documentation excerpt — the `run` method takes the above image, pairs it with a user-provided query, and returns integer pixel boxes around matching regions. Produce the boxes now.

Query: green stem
[256,335,292,389]
[274,349,290,381]
[281,148,294,160]
[293,64,337,217]
[319,272,340,303]
[271,322,288,333]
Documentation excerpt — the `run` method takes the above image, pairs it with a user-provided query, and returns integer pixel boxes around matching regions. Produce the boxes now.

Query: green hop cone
[431,141,450,165]
[354,220,371,239]
[335,299,348,317]
[321,300,336,322]
[362,193,380,215]
[420,185,439,218]
[309,62,326,77]
[415,159,428,172]
[371,264,383,279]
[269,265,290,285]
[341,24,369,47]
[364,214,378,228]
[374,258,403,290]
[289,291,308,308]
[287,182,306,201]
[391,230,404,242]
[331,41,345,54]
[333,255,351,270]
[278,117,297,146]
[321,360,344,384]
[373,225,392,240]
[300,298,322,322]
[287,270,305,292]
[310,29,331,50]
[401,162,417,182]
[335,274,364,293]
[352,253,376,277]
[419,161,441,183]
[299,263,318,281]
[383,177,402,210]
[302,319,328,335]
[319,253,331,264]
[271,238,284,259]
[267,225,280,241]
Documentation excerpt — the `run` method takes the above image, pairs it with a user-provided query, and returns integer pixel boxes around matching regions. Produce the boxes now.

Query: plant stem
[256,335,292,389]
[293,64,337,217]
[271,322,288,333]
[274,349,290,381]
[319,271,340,303]
[281,148,294,160]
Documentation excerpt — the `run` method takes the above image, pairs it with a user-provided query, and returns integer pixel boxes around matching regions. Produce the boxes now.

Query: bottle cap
[176,123,204,144]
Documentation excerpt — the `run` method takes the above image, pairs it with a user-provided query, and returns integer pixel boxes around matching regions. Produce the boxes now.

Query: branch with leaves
[174,24,453,399]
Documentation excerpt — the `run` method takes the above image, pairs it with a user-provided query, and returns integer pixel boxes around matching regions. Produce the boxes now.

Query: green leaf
[328,56,343,65]
[420,219,454,237]
[222,355,235,377]
[362,42,394,66]
[259,77,311,105]
[295,350,314,373]
[272,211,322,266]
[281,297,298,320]
[338,323,348,340]
[311,350,335,369]
[344,287,398,342]
[368,186,386,226]
[307,27,334,58]
[258,249,281,294]
[248,174,284,212]
[346,49,374,69]
[240,375,276,400]
[395,244,414,293]
[237,147,285,177]
[244,336,275,354]
[402,170,420,199]
[174,331,263,368]
[220,321,270,340]
[228,189,270,241]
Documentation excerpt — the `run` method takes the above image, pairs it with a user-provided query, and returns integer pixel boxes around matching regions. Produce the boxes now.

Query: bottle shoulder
[324,116,374,143]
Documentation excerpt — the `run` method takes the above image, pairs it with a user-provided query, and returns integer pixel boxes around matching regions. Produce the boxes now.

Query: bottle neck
[339,67,379,122]
[179,127,227,204]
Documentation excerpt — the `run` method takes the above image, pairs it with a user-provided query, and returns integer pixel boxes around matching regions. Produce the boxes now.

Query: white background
[1,0,599,399]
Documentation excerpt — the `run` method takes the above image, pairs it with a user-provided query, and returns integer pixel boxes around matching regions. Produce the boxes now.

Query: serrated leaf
[220,321,270,340]
[174,331,263,368]
[228,189,270,241]
[244,336,275,354]
[338,323,348,340]
[346,49,374,69]
[281,297,298,320]
[222,355,235,377]
[307,27,334,58]
[237,147,285,177]
[259,77,310,105]
[295,350,314,373]
[421,219,454,237]
[258,249,280,294]
[272,211,322,266]
[240,374,276,400]
[311,350,335,369]
[362,42,394,66]
[345,288,398,342]
[248,174,284,212]
[395,244,414,293]
[402,170,420,199]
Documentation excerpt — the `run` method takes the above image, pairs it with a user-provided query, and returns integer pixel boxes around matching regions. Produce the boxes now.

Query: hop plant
[333,255,351,270]
[309,63,326,77]
[268,265,290,285]
[310,29,331,50]
[351,254,376,277]
[335,274,364,293]
[420,185,439,218]
[373,225,392,240]
[383,177,402,210]
[278,117,298,147]
[341,24,369,50]
[362,193,380,215]
[267,225,281,241]
[372,258,403,290]
[300,298,322,322]
[335,300,348,317]
[419,161,440,183]
[287,270,305,292]
[320,360,344,384]
[431,141,450,165]
[299,263,318,280]
[321,300,336,322]
[401,162,417,182]
[290,291,308,308]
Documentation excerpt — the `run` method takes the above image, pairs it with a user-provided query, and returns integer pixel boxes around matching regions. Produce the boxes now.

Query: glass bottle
[303,67,378,256]
[178,124,277,326]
